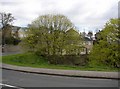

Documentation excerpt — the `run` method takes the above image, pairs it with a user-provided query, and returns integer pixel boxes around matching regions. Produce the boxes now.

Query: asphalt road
[2,69,119,87]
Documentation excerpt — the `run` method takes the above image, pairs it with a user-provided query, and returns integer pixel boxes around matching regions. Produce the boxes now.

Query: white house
[18,27,27,38]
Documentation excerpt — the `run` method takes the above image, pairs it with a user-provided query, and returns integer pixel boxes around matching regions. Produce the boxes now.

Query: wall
[1,45,23,53]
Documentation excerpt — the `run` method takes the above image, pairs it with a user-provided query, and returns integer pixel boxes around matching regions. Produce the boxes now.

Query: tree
[89,18,120,68]
[31,14,73,31]
[21,14,74,56]
[65,28,82,55]
[87,31,93,40]
[0,12,15,46]
[81,32,86,37]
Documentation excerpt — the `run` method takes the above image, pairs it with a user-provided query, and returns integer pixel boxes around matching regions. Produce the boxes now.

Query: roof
[11,26,21,31]
[83,37,92,41]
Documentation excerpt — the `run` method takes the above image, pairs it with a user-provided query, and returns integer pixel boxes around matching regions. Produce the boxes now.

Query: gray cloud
[102,4,118,20]
[118,1,120,18]
[0,0,21,5]
[0,0,119,32]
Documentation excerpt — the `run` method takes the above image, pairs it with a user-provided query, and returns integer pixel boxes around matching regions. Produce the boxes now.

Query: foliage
[65,28,82,55]
[47,54,88,66]
[3,36,20,45]
[89,18,120,68]
[21,14,83,56]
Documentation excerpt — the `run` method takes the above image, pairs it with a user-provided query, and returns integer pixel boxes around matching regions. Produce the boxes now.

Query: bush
[5,37,21,45]
[46,54,88,66]
[89,18,120,68]
[89,40,119,68]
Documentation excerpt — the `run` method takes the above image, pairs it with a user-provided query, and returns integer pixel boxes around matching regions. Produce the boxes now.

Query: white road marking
[0,83,23,89]
[0,83,16,88]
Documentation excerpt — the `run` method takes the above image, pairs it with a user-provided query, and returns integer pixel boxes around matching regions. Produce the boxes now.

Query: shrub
[46,54,88,66]
[5,37,20,45]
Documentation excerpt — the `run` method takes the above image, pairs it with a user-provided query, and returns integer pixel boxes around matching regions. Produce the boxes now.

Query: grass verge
[1,53,119,72]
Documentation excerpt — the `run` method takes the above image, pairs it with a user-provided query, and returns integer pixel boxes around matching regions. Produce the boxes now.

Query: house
[11,26,21,38]
[11,26,27,38]
[81,37,93,54]
[18,27,27,38]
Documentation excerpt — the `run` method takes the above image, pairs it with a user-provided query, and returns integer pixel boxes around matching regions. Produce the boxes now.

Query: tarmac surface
[2,69,119,87]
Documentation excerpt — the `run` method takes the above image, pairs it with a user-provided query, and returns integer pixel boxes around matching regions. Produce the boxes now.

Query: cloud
[118,1,120,18]
[0,0,119,32]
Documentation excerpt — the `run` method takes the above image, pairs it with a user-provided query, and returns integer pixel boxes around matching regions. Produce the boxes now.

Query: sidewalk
[1,63,119,79]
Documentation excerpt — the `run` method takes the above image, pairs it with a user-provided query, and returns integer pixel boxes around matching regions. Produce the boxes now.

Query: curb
[1,63,119,80]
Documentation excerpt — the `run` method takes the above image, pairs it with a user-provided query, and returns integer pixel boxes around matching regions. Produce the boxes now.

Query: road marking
[0,83,16,88]
[0,83,23,89]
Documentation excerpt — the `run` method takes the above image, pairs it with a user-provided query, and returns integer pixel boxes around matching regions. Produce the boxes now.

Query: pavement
[1,63,119,80]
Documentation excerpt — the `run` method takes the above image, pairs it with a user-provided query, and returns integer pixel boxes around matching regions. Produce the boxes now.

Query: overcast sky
[0,0,119,32]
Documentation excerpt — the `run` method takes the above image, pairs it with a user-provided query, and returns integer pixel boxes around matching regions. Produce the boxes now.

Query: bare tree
[0,12,15,52]
[0,12,14,28]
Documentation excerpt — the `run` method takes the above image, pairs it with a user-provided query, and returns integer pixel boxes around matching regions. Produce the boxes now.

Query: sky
[0,0,119,33]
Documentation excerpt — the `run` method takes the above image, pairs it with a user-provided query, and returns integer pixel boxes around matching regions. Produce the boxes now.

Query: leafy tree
[89,18,120,68]
[65,28,82,55]
[21,14,75,56]
[31,14,73,31]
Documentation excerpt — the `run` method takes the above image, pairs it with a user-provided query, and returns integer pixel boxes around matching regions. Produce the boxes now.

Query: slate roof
[83,37,92,41]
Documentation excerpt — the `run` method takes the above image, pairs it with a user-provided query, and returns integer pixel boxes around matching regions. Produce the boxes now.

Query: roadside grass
[0,56,2,63]
[2,53,119,72]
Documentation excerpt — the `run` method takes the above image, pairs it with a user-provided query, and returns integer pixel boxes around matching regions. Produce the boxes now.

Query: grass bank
[1,53,119,72]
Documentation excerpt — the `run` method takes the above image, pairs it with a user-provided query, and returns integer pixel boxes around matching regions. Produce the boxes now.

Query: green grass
[1,53,119,72]
[0,56,2,63]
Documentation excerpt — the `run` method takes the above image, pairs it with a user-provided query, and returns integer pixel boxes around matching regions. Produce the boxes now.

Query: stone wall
[1,45,23,53]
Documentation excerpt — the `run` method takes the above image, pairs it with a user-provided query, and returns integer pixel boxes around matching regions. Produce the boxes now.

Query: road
[2,69,119,87]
